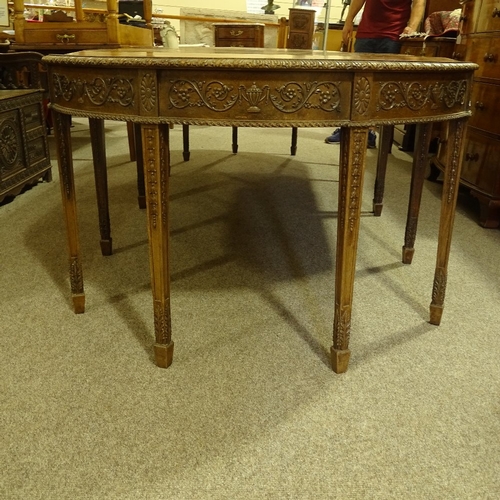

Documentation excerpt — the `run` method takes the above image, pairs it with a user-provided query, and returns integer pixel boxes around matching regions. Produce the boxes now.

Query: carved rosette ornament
[0,119,21,169]
[354,77,371,115]
[168,79,342,115]
[378,80,467,111]
[140,73,156,112]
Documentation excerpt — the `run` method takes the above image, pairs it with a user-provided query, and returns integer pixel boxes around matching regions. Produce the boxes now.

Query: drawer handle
[493,7,500,17]
[475,101,485,110]
[229,30,244,37]
[465,152,479,162]
[459,15,467,22]
[483,53,497,62]
[56,34,76,42]
[452,51,463,60]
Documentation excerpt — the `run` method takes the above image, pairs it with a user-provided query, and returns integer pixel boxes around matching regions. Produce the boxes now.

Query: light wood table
[43,47,476,373]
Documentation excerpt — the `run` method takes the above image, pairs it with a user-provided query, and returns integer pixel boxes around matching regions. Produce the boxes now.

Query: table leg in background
[89,118,112,256]
[402,122,433,264]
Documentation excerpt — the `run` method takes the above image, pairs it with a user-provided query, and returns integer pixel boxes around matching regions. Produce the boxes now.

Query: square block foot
[330,347,351,373]
[429,304,443,325]
[154,342,174,368]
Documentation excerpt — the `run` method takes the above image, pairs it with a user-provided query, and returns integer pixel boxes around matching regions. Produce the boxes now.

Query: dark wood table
[43,47,476,373]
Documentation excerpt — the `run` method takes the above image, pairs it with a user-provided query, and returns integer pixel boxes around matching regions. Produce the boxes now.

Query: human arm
[401,0,426,35]
[342,0,366,46]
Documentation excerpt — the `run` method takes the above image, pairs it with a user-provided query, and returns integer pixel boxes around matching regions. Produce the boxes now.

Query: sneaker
[325,128,341,144]
[367,130,377,149]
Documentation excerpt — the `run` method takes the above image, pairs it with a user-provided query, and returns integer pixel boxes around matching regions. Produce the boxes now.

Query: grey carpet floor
[1,119,499,499]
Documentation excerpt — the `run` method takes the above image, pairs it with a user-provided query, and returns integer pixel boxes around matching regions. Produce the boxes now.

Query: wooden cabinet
[213,23,264,48]
[11,0,153,52]
[287,8,315,49]
[400,36,456,57]
[0,89,51,203]
[435,0,500,227]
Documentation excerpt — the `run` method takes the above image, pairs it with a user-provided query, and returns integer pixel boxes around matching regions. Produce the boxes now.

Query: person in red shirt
[325,0,426,147]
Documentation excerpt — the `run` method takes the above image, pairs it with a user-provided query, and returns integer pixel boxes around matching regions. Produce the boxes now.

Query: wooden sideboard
[433,0,500,227]
[0,89,51,203]
[11,0,153,52]
[213,23,265,48]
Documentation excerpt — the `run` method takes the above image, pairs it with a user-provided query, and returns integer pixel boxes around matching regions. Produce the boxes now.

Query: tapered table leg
[430,118,467,326]
[232,126,239,154]
[402,122,433,264]
[141,123,174,368]
[331,127,369,373]
[372,125,393,216]
[290,126,298,156]
[89,118,112,256]
[182,124,190,161]
[134,124,146,209]
[53,111,85,314]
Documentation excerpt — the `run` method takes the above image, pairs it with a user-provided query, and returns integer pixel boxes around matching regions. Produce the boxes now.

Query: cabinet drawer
[23,26,108,45]
[22,103,43,132]
[401,42,438,57]
[476,0,500,33]
[468,35,500,81]
[215,39,262,48]
[461,129,500,197]
[460,0,482,35]
[213,23,264,48]
[469,81,500,135]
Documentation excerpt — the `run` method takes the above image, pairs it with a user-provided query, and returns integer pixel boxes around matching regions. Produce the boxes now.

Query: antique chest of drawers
[0,89,51,203]
[440,0,500,226]
[213,23,265,48]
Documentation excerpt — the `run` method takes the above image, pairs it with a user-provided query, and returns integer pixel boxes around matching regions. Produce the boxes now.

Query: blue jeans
[354,38,402,54]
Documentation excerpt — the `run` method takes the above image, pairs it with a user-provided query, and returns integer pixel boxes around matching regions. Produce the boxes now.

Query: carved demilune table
[43,47,476,373]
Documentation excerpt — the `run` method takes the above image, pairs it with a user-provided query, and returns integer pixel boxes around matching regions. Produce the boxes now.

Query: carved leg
[89,118,113,256]
[232,126,238,154]
[402,122,433,264]
[430,118,467,325]
[134,124,146,209]
[141,123,174,368]
[53,111,85,314]
[372,125,393,216]
[182,124,190,161]
[290,127,298,156]
[331,127,368,373]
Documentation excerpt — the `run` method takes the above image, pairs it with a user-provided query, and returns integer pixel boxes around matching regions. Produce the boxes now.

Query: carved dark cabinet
[0,89,52,203]
[287,8,315,49]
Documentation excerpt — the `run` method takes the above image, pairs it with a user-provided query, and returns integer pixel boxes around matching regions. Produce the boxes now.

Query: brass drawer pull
[56,34,76,42]
[483,53,497,62]
[492,7,500,17]
[465,152,479,162]
[229,30,244,37]
[475,101,485,110]
[452,51,464,60]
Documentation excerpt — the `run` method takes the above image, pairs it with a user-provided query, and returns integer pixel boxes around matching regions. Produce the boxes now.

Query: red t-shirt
[356,0,413,41]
